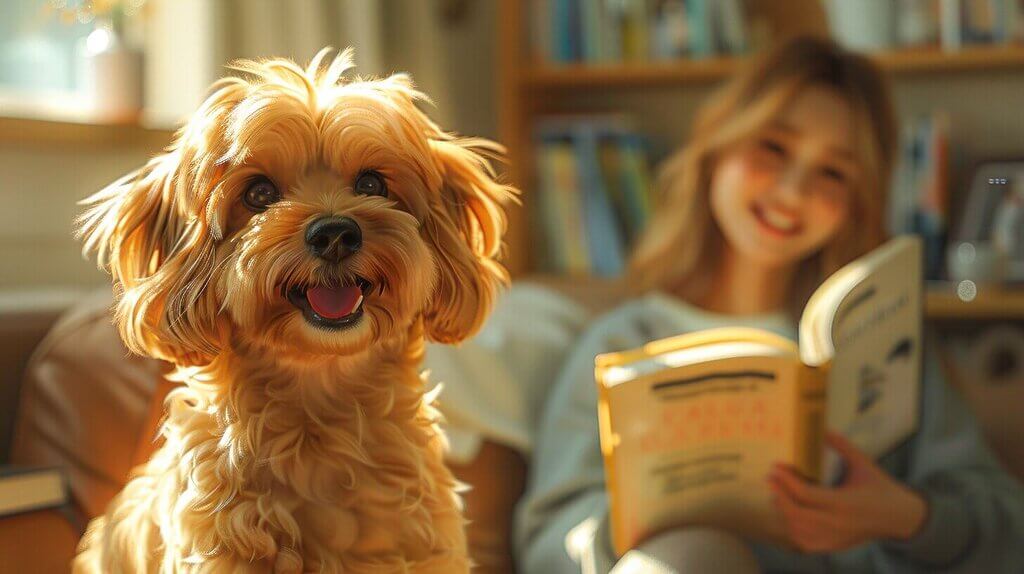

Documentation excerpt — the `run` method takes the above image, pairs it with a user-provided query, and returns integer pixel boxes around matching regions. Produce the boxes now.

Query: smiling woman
[629,36,895,316]
[515,36,1024,574]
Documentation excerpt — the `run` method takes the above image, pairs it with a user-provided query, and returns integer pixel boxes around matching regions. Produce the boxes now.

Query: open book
[595,236,922,555]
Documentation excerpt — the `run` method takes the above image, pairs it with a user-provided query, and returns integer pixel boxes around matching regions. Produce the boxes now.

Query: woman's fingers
[768,464,836,509]
[825,431,870,466]
[772,489,840,553]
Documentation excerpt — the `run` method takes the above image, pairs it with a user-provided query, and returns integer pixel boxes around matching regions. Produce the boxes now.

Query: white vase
[79,25,144,123]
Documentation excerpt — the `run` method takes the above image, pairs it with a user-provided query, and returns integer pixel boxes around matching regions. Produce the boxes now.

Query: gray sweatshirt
[514,292,1024,573]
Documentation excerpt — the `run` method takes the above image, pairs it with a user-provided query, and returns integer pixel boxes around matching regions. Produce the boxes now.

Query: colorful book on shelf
[535,140,571,272]
[573,124,628,276]
[653,0,690,60]
[551,0,582,63]
[538,133,592,275]
[597,133,635,242]
[530,0,554,64]
[941,0,964,49]
[617,133,654,241]
[533,0,752,64]
[685,0,715,58]
[595,236,923,555]
[580,0,605,62]
[888,112,950,279]
[601,0,624,62]
[622,0,651,61]
[716,0,748,54]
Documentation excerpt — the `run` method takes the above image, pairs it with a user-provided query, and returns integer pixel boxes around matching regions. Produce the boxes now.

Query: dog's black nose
[306,216,362,263]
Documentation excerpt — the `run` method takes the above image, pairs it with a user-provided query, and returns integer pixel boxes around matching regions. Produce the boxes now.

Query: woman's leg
[609,527,761,574]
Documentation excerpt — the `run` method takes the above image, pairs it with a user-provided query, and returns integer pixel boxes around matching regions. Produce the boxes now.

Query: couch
[2,284,1022,574]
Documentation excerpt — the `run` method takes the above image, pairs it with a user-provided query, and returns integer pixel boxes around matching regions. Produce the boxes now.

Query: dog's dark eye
[354,171,387,197]
[243,177,281,212]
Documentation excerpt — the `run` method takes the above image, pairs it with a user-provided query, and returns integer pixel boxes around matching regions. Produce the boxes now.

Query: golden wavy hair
[629,36,897,312]
[77,48,515,366]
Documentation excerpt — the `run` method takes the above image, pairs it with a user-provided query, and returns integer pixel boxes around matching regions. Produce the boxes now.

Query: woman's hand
[767,431,928,554]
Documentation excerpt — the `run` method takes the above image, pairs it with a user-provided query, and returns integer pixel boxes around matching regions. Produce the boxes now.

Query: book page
[599,350,802,553]
[800,236,923,459]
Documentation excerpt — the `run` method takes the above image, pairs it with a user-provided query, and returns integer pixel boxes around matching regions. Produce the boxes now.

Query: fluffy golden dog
[72,48,514,573]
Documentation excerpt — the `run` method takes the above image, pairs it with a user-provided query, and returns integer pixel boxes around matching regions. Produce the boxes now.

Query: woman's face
[710,86,858,270]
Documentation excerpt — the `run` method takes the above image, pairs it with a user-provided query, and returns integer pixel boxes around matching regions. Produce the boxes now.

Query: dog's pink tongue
[306,286,361,319]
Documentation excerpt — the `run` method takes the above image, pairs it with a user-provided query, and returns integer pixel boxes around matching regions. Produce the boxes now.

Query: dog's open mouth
[286,277,371,330]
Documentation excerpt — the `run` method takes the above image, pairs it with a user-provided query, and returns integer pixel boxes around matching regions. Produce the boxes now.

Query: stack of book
[534,117,655,276]
[531,0,749,65]
[889,112,951,279]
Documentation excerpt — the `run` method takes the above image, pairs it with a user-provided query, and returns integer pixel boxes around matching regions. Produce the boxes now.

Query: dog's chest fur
[148,337,464,570]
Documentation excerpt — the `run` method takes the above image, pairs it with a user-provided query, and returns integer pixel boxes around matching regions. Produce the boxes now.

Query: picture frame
[956,159,1024,241]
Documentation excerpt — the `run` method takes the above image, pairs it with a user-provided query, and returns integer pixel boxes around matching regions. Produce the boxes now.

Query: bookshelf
[523,45,1024,90]
[497,1,1024,320]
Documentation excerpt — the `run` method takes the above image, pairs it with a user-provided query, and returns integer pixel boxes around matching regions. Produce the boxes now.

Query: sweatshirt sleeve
[875,341,1024,572]
[513,308,650,574]
[423,283,590,462]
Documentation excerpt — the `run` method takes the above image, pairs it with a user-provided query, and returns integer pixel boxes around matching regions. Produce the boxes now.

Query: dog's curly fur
[71,48,515,573]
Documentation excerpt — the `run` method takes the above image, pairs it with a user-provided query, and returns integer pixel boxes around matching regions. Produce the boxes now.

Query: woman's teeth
[759,207,798,233]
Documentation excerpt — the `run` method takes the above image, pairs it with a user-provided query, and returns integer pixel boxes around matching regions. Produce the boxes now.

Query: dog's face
[78,49,514,365]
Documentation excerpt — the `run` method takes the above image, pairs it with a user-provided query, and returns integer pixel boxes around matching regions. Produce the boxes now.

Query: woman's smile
[751,203,802,238]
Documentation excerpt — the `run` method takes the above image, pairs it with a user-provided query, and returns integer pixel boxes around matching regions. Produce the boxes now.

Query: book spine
[574,125,627,276]
[793,364,829,482]
[531,0,554,64]
[653,0,690,60]
[602,0,624,61]
[536,141,571,272]
[595,374,630,556]
[553,0,578,63]
[619,134,652,233]
[940,0,963,50]
[686,0,714,58]
[623,0,650,61]
[718,0,748,54]
[551,139,592,274]
[581,0,603,62]
[598,134,634,242]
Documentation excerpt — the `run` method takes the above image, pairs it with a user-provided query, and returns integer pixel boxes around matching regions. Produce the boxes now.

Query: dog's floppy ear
[77,145,227,366]
[422,138,517,343]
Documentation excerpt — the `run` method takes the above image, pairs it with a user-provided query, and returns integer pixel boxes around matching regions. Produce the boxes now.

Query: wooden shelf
[524,57,737,89]
[875,45,1024,73]
[0,115,176,149]
[0,90,176,149]
[924,282,1024,320]
[523,275,1024,321]
[523,45,1024,91]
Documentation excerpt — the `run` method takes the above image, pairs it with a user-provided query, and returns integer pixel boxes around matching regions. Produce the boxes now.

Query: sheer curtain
[143,0,384,126]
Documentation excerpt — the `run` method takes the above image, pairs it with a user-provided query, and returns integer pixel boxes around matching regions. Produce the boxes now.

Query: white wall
[0,144,156,288]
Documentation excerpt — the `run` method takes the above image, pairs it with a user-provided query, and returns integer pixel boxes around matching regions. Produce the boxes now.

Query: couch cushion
[0,290,84,463]
[0,508,80,573]
[10,288,170,519]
